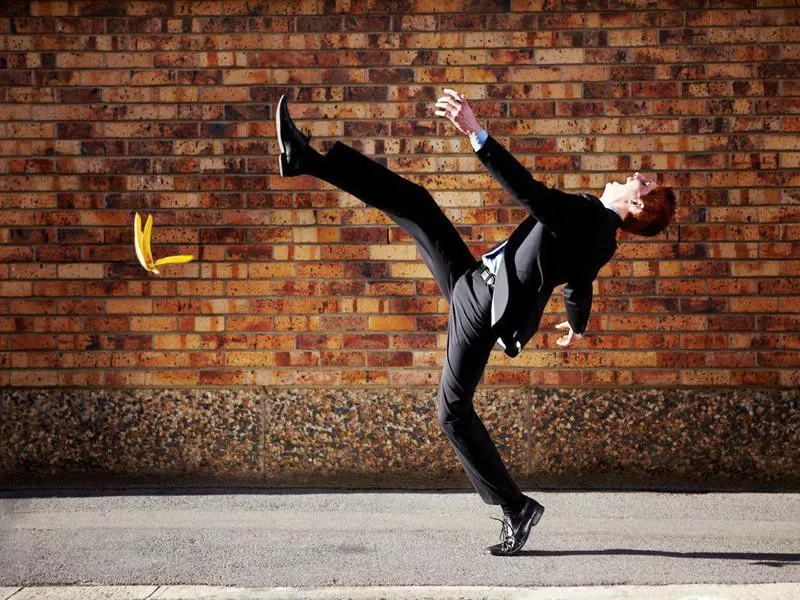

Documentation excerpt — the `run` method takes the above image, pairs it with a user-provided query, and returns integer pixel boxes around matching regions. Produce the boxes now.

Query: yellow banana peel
[133,212,194,275]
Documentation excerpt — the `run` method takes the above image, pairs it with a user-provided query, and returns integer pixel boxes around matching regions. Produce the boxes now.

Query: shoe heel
[276,95,286,155]
[532,504,544,526]
[279,152,287,177]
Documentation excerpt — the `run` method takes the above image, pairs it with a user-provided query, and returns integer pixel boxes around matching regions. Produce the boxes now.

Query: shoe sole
[276,94,286,177]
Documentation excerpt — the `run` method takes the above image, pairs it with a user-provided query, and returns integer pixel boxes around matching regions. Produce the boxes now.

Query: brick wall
[1,1,798,389]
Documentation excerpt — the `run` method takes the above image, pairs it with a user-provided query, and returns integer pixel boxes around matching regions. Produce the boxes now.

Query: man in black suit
[276,90,676,556]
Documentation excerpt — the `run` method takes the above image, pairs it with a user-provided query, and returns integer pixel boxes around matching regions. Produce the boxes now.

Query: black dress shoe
[485,496,545,556]
[276,94,316,177]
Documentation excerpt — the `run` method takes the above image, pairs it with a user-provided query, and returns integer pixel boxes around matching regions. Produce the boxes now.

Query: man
[276,89,676,556]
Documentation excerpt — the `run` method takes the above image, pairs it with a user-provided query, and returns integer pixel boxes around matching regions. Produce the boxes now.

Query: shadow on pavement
[518,548,800,567]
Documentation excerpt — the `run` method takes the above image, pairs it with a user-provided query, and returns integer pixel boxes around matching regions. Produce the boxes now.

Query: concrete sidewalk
[1,490,799,594]
[2,583,800,599]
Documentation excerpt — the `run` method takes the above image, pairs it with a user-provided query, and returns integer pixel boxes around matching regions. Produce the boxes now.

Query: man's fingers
[444,88,465,102]
[434,102,459,116]
[437,95,459,104]
[436,96,460,111]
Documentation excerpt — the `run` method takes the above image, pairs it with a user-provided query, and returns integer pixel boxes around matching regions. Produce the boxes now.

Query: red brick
[581,370,632,386]
[295,369,341,386]
[631,369,680,386]
[733,370,780,386]
[340,369,388,385]
[320,351,367,366]
[484,369,530,385]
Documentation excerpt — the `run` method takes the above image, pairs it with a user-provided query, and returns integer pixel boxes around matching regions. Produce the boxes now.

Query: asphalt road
[1,490,798,587]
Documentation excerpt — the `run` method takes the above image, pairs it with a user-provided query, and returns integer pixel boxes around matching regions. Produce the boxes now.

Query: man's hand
[434,88,483,137]
[555,320,584,349]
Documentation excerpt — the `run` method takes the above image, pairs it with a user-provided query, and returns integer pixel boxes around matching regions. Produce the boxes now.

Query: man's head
[601,172,676,237]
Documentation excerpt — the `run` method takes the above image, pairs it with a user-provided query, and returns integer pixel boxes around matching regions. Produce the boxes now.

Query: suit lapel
[490,215,537,330]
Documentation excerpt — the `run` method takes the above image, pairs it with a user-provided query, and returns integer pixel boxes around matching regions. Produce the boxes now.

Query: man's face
[605,172,657,212]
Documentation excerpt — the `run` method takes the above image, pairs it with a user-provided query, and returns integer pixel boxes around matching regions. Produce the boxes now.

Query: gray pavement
[1,490,799,595]
[2,583,800,599]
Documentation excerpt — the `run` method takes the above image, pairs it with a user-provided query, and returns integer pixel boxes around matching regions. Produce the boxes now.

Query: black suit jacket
[475,134,622,358]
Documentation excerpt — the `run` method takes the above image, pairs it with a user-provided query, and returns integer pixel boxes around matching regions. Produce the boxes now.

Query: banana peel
[133,212,194,275]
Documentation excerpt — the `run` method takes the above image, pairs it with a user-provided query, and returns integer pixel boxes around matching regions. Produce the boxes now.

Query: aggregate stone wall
[2,387,798,491]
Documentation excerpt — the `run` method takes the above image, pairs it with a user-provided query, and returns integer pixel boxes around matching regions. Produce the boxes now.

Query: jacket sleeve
[476,134,595,239]
[494,334,522,358]
[562,279,593,335]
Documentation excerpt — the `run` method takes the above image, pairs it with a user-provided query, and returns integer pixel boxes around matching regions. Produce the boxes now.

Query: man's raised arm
[434,88,598,239]
[474,133,597,239]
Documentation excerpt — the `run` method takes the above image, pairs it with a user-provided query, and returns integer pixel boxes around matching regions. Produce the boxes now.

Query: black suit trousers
[307,140,523,506]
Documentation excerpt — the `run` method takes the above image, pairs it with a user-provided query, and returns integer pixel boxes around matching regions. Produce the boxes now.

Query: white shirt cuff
[470,128,488,152]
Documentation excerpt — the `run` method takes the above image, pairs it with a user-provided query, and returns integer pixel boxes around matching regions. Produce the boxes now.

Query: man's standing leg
[438,269,545,555]
[437,269,523,505]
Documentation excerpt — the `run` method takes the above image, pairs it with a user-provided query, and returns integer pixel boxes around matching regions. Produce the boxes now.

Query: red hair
[621,186,676,237]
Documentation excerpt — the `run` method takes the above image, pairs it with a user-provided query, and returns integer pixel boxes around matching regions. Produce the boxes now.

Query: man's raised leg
[277,94,475,302]
[306,140,476,304]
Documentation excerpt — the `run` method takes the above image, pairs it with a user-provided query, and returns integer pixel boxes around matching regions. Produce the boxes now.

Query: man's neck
[600,195,624,219]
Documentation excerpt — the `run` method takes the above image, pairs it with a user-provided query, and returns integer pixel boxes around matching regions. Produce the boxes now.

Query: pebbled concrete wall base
[1,388,798,491]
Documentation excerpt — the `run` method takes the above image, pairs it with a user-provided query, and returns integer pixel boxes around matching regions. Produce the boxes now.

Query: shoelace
[489,516,515,551]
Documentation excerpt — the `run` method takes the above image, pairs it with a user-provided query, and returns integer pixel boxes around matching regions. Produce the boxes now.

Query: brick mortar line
[0,129,793,133]
[0,383,800,397]
[0,107,789,114]
[6,345,747,349]
[2,56,799,62]
[0,104,782,112]
[8,369,783,375]
[8,42,792,47]
[0,311,779,315]
[9,7,799,12]
[0,85,794,90]
[3,23,800,32]
[0,127,791,130]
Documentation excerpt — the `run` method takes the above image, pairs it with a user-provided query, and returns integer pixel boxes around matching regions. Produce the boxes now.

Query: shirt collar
[584,192,623,227]
[599,196,624,226]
